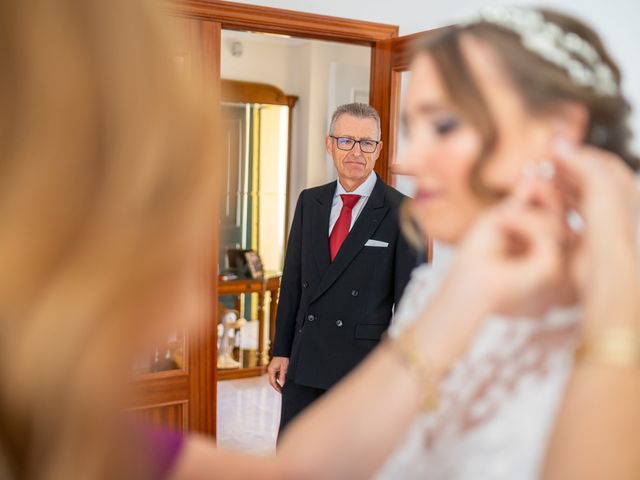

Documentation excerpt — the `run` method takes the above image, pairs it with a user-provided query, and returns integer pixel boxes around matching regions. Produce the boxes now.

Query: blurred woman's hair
[0,0,216,478]
[401,7,639,249]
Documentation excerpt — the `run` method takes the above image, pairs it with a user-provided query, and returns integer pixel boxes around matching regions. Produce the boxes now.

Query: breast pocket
[363,245,391,256]
[354,323,388,341]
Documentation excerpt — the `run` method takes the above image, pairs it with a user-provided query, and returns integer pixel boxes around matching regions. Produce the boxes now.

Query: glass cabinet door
[132,330,187,374]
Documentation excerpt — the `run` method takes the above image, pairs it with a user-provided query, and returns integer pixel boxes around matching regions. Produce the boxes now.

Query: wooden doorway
[132,0,442,438]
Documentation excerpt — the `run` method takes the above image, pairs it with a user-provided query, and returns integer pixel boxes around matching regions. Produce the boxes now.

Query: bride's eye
[434,116,459,136]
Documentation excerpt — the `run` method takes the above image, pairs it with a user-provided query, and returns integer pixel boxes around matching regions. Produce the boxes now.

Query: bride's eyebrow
[402,102,456,127]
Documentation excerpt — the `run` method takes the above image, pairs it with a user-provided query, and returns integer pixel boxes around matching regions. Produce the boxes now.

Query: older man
[268,103,416,433]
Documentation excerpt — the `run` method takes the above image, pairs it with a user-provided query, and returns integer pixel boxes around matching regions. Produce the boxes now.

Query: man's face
[325,114,382,187]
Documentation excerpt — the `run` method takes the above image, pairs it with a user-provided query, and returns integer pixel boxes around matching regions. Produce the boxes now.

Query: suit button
[351,290,359,297]
[336,320,343,327]
[307,314,315,322]
[303,281,309,288]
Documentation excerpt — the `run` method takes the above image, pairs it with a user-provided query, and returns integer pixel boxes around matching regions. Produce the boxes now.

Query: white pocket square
[365,239,389,248]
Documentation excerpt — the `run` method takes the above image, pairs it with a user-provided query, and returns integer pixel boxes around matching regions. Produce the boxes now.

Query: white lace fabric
[377,245,581,479]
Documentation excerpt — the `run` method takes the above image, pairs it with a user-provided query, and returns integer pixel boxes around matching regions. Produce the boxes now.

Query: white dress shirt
[328,172,377,236]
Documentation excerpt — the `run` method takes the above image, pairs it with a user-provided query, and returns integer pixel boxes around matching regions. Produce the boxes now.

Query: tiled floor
[217,375,281,455]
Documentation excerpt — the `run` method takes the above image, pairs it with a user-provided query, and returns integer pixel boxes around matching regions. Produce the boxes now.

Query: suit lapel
[311,182,335,277]
[310,176,389,304]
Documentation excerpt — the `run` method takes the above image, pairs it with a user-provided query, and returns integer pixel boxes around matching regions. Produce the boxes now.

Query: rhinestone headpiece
[463,6,619,97]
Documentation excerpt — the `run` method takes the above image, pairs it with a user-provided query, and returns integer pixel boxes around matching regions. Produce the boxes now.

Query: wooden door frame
[156,0,399,438]
[166,0,399,182]
[386,32,427,181]
[383,29,449,263]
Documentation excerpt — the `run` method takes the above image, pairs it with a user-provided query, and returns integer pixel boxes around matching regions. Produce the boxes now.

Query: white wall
[235,0,640,153]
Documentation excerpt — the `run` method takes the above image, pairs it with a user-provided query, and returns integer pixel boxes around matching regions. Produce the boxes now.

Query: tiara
[462,6,619,97]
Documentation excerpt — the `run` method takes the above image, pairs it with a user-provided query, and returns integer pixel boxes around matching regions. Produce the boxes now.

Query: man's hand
[267,356,289,393]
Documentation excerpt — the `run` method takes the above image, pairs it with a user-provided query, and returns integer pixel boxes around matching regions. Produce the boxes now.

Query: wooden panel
[135,401,189,432]
[166,0,398,44]
[130,372,191,407]
[177,17,219,437]
[386,69,404,175]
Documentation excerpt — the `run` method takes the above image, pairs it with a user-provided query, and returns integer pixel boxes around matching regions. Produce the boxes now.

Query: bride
[377,6,639,479]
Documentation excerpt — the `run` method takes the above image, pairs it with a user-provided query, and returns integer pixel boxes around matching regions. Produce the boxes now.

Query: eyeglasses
[330,135,380,153]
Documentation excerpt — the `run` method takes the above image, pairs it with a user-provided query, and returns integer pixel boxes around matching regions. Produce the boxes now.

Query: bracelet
[575,326,640,369]
[385,331,439,411]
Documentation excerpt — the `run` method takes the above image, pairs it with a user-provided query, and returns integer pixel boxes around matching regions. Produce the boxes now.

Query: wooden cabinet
[217,273,281,380]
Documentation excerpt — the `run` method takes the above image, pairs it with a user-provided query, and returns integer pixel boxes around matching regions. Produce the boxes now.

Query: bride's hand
[552,140,640,330]
[444,178,566,317]
[404,179,565,374]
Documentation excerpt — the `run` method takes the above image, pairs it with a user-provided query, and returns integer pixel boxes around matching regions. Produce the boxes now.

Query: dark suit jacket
[272,174,416,390]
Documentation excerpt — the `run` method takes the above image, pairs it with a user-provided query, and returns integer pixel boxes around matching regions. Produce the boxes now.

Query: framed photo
[226,248,248,274]
[243,250,264,279]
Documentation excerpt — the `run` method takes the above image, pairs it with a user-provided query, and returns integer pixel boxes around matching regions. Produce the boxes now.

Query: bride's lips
[415,188,441,202]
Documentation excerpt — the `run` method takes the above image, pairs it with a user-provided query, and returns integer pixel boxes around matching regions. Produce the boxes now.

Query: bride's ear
[546,100,590,145]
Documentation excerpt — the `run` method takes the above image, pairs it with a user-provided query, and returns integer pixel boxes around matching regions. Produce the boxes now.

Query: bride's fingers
[551,139,598,188]
[495,208,564,296]
[464,183,566,264]
[498,203,562,258]
[552,141,639,249]
[552,139,637,210]
[511,172,560,211]
[507,182,565,244]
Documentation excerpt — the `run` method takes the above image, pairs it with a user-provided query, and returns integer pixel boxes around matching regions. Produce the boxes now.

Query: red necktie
[329,194,361,262]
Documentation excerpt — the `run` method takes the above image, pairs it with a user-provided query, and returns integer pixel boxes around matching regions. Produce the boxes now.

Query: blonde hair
[0,0,216,478]
[401,7,638,250]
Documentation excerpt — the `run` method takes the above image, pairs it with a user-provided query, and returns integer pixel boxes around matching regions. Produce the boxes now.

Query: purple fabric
[147,427,185,479]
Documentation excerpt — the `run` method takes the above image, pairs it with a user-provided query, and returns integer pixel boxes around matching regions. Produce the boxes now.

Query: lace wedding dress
[376,244,582,480]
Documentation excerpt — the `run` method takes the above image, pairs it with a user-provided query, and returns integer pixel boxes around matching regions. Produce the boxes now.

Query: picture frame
[226,248,248,275]
[243,250,264,279]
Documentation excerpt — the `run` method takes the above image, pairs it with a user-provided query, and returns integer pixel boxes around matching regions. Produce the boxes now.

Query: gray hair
[329,103,381,140]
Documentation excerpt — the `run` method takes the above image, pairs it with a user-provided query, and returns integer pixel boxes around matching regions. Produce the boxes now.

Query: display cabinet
[217,273,281,380]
